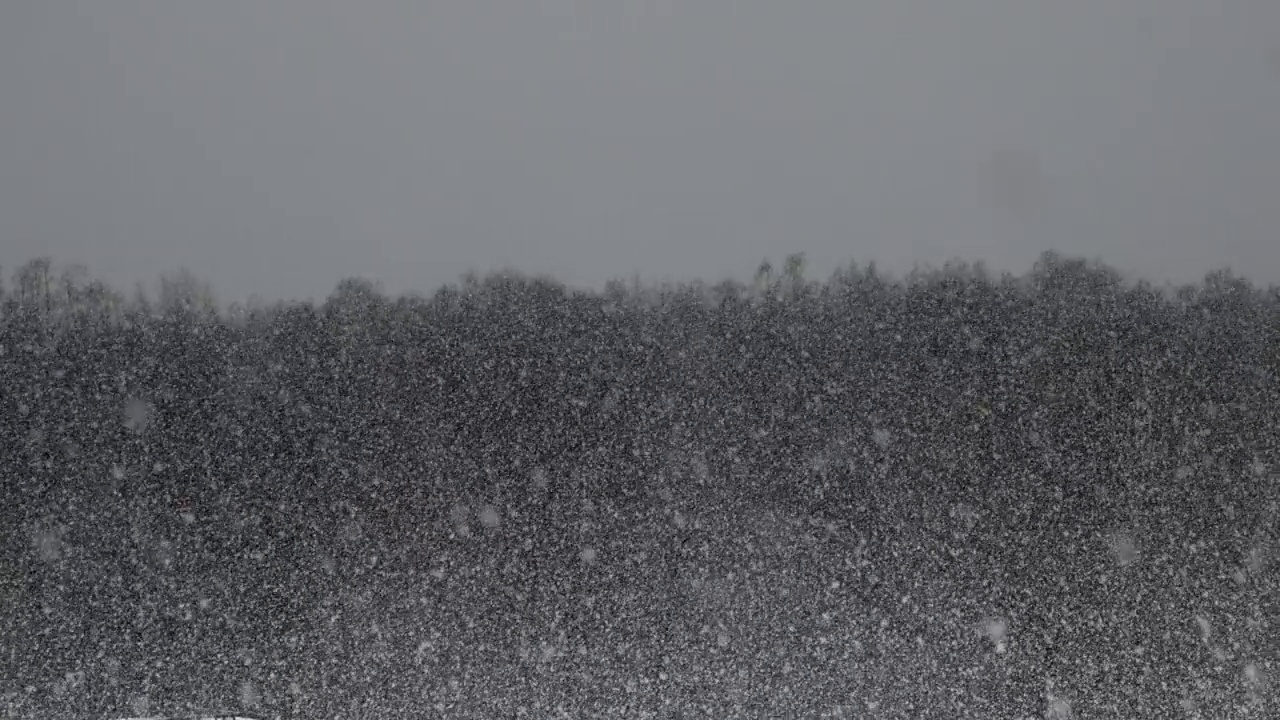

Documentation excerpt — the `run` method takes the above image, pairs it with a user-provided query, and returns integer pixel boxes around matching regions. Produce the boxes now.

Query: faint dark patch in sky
[987,146,1048,223]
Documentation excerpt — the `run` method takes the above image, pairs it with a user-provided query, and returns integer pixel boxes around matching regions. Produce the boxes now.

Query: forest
[1,251,1278,719]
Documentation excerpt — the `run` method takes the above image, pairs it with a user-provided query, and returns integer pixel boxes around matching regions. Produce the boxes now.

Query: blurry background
[3,1,1280,302]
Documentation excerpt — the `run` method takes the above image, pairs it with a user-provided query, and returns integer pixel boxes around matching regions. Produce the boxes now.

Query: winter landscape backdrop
[1,252,1278,718]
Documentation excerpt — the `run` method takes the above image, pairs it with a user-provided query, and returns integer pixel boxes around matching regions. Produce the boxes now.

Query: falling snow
[1,254,1279,718]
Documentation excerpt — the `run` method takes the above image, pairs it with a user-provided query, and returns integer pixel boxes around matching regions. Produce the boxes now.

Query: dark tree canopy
[1,252,1278,718]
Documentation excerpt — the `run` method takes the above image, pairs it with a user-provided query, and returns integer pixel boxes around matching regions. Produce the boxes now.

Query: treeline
[2,252,1279,718]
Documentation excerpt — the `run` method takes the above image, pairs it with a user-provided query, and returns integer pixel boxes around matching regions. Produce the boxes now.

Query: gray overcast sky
[3,1,1279,303]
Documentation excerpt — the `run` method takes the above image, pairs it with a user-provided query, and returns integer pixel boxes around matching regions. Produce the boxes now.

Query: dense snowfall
[1,253,1278,719]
